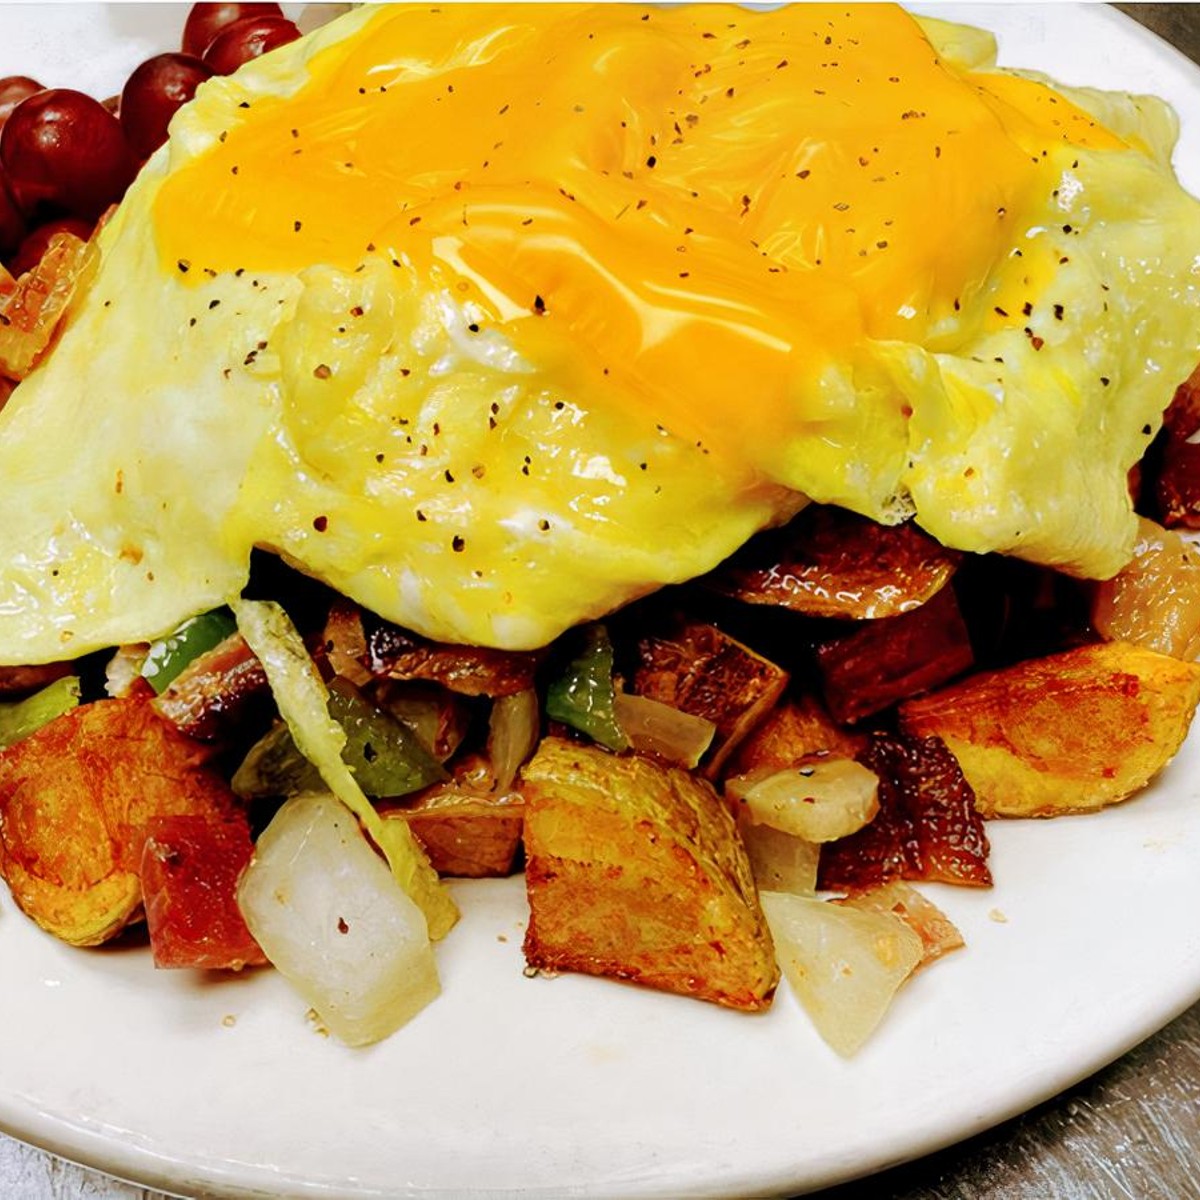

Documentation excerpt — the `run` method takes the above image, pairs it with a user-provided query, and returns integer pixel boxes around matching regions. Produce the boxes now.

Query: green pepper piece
[544,623,629,752]
[231,720,322,799]
[232,678,448,800]
[141,608,238,695]
[0,675,81,749]
[328,677,448,795]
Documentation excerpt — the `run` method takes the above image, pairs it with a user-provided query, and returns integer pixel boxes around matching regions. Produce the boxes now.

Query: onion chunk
[760,890,922,1056]
[238,792,439,1046]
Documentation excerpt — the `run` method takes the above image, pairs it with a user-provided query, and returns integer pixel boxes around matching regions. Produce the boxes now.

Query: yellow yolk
[154,3,1125,470]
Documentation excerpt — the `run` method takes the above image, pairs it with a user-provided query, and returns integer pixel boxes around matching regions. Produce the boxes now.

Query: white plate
[1,5,1199,1198]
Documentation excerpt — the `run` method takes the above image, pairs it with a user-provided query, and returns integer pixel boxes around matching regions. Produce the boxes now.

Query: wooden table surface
[1,5,1198,1198]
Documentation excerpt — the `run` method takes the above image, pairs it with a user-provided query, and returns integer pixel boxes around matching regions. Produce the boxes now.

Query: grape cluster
[0,3,301,270]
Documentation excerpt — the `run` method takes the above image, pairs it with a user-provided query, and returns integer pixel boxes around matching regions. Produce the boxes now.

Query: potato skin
[634,620,788,777]
[0,698,240,945]
[381,753,524,878]
[522,737,778,1011]
[705,504,961,620]
[898,642,1200,817]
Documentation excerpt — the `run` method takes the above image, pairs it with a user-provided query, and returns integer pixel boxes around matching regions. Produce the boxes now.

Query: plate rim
[0,5,1199,1198]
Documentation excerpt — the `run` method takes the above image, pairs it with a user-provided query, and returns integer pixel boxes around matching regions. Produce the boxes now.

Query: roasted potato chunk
[380,753,524,878]
[522,737,778,1011]
[634,619,788,776]
[706,504,960,619]
[0,698,240,946]
[814,584,974,723]
[898,641,1200,817]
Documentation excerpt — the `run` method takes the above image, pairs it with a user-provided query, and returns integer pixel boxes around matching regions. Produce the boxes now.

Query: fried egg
[0,3,1197,660]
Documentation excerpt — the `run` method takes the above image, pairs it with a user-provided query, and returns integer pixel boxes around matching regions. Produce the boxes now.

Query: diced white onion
[105,643,149,698]
[612,691,715,768]
[231,597,457,939]
[727,757,879,842]
[736,816,820,895]
[760,890,922,1057]
[238,792,440,1047]
[488,688,540,790]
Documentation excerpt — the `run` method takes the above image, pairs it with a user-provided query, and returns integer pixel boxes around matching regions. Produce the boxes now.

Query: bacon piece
[814,583,974,723]
[152,631,271,743]
[362,609,541,697]
[817,731,992,891]
[706,505,961,620]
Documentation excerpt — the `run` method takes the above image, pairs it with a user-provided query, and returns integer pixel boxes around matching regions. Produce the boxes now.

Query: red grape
[0,89,136,221]
[0,171,26,260]
[203,15,301,76]
[0,77,43,132]
[182,3,283,58]
[120,53,213,159]
[8,216,92,278]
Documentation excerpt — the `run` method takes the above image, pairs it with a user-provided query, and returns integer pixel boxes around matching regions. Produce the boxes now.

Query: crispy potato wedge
[898,642,1200,817]
[706,504,961,619]
[380,753,524,877]
[634,619,788,777]
[0,698,240,946]
[522,737,778,1011]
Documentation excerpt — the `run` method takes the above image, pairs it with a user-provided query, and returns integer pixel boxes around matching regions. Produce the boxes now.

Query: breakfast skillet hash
[0,2,1198,1052]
